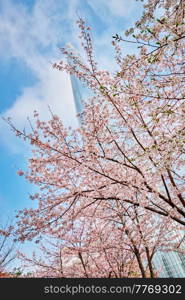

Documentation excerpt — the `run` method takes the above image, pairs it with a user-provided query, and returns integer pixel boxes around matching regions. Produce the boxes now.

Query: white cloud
[1,75,78,157]
[79,0,143,72]
[0,0,144,153]
[87,0,141,19]
[0,0,79,153]
[3,68,78,127]
[0,67,78,153]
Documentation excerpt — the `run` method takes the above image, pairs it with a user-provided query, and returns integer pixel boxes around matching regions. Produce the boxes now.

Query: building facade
[153,251,185,277]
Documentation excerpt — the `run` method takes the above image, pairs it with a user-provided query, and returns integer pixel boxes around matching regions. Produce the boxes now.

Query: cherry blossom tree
[17,218,142,278]
[0,222,16,274]
[6,0,185,277]
[17,203,183,278]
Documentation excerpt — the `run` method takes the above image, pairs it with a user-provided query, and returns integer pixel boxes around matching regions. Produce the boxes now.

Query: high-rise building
[66,43,85,125]
[70,74,83,115]
[69,48,185,278]
[153,250,185,277]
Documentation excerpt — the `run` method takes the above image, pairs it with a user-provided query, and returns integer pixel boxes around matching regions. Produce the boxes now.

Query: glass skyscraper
[153,250,185,277]
[66,43,89,124]
[70,75,83,114]
[70,74,83,122]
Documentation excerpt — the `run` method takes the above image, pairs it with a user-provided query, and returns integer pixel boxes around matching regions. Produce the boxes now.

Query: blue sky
[0,0,143,254]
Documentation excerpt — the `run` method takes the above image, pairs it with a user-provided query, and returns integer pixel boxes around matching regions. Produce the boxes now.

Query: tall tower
[153,232,185,277]
[153,251,185,277]
[70,74,83,115]
[66,43,84,124]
